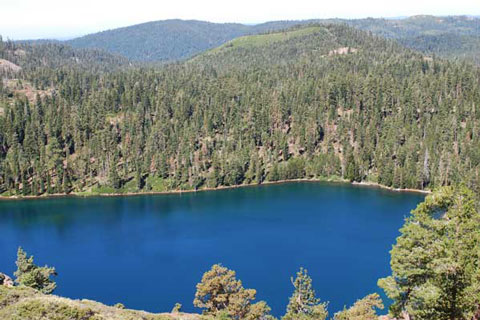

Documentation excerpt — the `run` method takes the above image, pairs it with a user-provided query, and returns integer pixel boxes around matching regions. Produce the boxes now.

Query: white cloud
[1,0,479,39]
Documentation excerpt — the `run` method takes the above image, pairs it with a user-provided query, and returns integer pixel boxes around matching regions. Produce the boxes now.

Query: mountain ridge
[2,24,480,197]
[63,15,480,63]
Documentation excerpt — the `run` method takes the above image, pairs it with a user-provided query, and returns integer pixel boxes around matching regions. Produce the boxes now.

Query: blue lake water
[0,182,424,316]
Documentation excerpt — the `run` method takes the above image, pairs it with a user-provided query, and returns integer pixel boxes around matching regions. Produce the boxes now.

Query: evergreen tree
[333,293,383,320]
[14,247,57,294]
[194,264,273,320]
[109,160,121,189]
[378,186,480,320]
[1,24,480,196]
[282,268,328,320]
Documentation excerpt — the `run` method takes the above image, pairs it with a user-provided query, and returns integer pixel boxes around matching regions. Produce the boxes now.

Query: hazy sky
[1,0,479,40]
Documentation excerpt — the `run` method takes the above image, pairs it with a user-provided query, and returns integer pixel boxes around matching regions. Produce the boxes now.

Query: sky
[1,0,479,40]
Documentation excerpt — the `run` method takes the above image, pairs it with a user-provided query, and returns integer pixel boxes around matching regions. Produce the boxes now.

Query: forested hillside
[64,16,480,63]
[0,37,130,72]
[344,15,480,64]
[1,24,480,197]
[67,20,252,62]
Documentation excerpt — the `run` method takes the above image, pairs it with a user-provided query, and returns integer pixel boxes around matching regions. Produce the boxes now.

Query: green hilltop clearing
[206,26,327,54]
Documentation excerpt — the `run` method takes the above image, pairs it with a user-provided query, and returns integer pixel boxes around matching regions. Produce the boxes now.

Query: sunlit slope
[191,24,409,69]
[65,16,480,64]
[0,286,204,320]
[209,26,326,52]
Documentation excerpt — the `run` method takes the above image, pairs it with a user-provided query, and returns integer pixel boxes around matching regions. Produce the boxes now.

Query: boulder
[0,273,14,287]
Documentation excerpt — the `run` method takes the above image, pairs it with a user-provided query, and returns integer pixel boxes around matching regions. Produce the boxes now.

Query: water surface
[0,182,424,315]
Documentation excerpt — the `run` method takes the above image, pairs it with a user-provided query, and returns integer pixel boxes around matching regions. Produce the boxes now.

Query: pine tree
[109,159,121,189]
[333,293,383,320]
[14,247,57,294]
[282,268,328,320]
[378,186,480,319]
[194,264,273,320]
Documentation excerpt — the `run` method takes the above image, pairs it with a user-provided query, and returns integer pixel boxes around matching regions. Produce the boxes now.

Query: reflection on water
[0,182,424,316]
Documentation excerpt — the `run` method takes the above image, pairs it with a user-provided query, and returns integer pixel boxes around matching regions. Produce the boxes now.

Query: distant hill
[343,15,480,64]
[1,40,130,72]
[250,16,480,63]
[0,40,131,104]
[191,24,393,71]
[65,16,480,63]
[67,20,251,62]
[345,15,480,38]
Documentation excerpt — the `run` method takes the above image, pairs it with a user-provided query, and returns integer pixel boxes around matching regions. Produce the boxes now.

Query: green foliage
[65,16,480,64]
[214,311,232,319]
[194,264,273,320]
[89,186,118,194]
[171,302,182,313]
[14,247,57,294]
[343,15,480,64]
[2,23,480,198]
[207,26,325,55]
[378,186,480,319]
[245,301,276,320]
[0,40,128,72]
[68,20,251,62]
[8,299,98,320]
[109,166,122,190]
[282,268,328,320]
[145,176,172,192]
[333,293,383,320]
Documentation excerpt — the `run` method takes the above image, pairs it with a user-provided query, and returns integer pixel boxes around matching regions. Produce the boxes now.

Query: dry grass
[4,79,53,103]
[0,286,207,320]
[0,59,22,73]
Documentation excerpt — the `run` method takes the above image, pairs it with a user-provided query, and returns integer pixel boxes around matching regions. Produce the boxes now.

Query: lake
[0,182,424,316]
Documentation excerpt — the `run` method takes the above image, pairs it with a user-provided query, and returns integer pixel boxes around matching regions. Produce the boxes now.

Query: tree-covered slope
[1,24,480,197]
[254,16,480,64]
[194,24,397,69]
[0,38,130,73]
[346,15,480,38]
[399,33,480,65]
[64,16,480,63]
[344,15,480,64]
[67,20,252,62]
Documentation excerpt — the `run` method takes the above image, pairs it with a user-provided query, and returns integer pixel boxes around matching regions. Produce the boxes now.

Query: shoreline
[350,180,431,194]
[0,178,430,201]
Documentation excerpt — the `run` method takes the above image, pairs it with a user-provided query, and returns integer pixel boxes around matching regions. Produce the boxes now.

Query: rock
[0,273,14,287]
